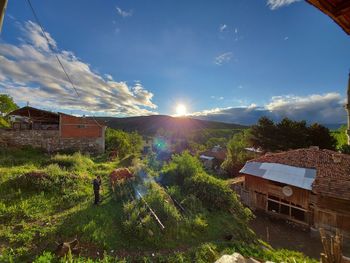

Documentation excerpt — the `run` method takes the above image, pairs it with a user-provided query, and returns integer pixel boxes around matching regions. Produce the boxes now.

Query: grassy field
[0,147,317,262]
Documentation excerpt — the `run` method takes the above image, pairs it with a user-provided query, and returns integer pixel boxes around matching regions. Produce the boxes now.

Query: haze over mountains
[97,115,246,135]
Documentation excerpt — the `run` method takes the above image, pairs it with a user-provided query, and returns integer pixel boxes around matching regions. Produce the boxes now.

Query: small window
[77,124,86,128]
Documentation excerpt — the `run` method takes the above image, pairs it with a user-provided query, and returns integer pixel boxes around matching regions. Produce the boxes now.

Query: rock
[215,253,248,263]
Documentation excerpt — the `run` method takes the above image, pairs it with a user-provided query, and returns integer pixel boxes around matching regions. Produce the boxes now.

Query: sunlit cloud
[267,0,302,10]
[191,93,346,125]
[214,52,233,65]
[116,6,133,18]
[219,24,227,32]
[0,20,157,116]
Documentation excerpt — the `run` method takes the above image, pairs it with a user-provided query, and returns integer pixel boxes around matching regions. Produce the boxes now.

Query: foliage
[0,148,317,262]
[339,144,350,154]
[331,125,350,153]
[49,152,94,174]
[0,116,10,128]
[0,94,18,116]
[184,173,252,221]
[161,151,204,185]
[105,128,143,158]
[221,129,255,175]
[250,117,336,151]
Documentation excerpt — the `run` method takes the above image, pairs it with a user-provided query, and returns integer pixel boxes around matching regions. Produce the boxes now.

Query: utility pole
[347,71,350,145]
[0,0,8,34]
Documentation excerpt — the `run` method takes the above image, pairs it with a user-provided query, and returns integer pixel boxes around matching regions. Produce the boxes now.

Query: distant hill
[96,115,247,135]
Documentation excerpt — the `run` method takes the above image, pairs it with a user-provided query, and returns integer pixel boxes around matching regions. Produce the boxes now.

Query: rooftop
[240,147,350,200]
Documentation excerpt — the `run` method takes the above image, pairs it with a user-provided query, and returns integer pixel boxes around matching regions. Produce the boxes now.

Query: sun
[175,104,187,116]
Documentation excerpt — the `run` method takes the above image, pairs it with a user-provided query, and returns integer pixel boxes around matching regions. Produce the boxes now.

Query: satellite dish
[282,186,293,197]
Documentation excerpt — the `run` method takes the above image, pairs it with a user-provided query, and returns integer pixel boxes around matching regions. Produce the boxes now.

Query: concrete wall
[0,129,105,154]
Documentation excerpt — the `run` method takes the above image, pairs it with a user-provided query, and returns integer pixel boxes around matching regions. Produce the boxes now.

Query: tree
[308,123,336,150]
[0,94,18,116]
[222,129,255,175]
[250,116,336,151]
[339,144,350,154]
[249,117,279,151]
[276,118,309,150]
[105,128,143,158]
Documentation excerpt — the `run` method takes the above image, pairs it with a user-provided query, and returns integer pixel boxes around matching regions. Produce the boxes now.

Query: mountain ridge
[96,115,247,135]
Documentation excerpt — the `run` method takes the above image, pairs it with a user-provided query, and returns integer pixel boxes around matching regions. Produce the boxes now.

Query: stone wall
[0,129,105,154]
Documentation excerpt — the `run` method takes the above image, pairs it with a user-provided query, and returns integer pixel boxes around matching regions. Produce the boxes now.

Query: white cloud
[284,36,289,40]
[116,6,133,18]
[214,52,233,65]
[190,93,346,125]
[267,0,301,10]
[211,96,224,100]
[219,24,227,32]
[0,20,157,116]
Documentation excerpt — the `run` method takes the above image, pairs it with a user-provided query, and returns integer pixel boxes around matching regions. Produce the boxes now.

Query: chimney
[332,154,342,164]
[309,146,319,150]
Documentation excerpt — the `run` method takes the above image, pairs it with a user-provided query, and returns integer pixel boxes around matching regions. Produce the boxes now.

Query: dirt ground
[249,211,350,259]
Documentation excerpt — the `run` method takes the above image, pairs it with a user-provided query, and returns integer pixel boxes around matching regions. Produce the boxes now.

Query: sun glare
[175,104,187,116]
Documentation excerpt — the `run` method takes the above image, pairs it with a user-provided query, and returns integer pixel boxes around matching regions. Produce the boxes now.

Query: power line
[25,0,103,128]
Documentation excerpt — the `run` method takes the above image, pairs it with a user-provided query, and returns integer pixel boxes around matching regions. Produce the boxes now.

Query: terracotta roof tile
[249,148,350,200]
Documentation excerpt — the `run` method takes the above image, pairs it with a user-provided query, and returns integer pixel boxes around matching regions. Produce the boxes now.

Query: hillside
[97,115,247,135]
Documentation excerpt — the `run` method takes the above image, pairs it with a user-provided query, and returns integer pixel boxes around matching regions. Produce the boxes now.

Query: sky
[0,0,349,125]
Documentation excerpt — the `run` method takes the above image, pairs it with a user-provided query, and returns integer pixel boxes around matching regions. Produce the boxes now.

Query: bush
[49,152,94,173]
[161,151,204,186]
[185,173,251,221]
[194,243,219,263]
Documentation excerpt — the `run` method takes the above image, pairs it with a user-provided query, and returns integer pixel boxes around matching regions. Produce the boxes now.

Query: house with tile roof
[238,146,350,236]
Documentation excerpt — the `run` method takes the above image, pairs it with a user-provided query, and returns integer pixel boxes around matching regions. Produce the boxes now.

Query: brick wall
[60,114,103,138]
[0,129,105,154]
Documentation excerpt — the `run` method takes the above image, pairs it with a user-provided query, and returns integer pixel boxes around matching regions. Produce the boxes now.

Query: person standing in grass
[93,175,102,205]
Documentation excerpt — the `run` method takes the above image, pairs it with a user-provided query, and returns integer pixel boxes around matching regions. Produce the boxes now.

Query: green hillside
[0,147,316,262]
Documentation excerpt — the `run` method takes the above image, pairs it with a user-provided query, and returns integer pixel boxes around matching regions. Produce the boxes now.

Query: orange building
[3,106,106,153]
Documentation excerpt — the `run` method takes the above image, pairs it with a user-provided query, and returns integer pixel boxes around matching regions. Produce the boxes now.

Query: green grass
[0,148,317,263]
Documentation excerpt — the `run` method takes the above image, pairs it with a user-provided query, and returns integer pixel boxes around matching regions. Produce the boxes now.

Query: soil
[249,211,350,259]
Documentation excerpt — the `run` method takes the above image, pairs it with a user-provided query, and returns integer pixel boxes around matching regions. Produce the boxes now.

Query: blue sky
[0,0,349,124]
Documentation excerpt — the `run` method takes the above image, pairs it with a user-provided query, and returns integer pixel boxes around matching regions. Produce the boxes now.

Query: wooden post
[0,0,8,34]
[319,228,345,263]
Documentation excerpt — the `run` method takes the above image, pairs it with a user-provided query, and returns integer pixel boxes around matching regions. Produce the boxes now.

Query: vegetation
[0,147,316,262]
[0,94,18,116]
[250,117,336,151]
[331,125,350,154]
[221,129,256,175]
[105,128,143,158]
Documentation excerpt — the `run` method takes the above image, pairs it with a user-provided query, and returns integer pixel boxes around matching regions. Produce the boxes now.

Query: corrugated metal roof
[200,155,215,161]
[240,162,316,190]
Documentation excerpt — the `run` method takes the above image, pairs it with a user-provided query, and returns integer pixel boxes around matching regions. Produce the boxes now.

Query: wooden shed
[239,147,350,236]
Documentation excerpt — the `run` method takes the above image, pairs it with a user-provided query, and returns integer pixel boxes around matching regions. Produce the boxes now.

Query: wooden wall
[244,174,310,209]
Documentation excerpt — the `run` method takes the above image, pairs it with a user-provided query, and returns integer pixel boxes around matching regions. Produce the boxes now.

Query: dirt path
[249,211,350,259]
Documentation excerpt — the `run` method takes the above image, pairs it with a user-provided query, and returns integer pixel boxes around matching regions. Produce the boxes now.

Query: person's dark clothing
[93,178,101,205]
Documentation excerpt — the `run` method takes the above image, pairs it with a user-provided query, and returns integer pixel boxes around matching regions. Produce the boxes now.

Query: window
[77,124,86,128]
[267,194,307,223]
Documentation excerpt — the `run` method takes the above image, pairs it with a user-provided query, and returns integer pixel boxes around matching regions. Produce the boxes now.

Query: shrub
[184,173,251,221]
[161,151,204,186]
[49,152,94,173]
[194,243,219,263]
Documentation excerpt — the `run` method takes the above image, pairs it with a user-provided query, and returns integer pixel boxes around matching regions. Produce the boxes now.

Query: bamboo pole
[136,190,165,230]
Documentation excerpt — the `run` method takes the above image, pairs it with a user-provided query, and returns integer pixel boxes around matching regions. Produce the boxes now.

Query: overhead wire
[25,0,103,128]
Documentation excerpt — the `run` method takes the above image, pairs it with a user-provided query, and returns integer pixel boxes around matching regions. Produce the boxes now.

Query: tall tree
[249,117,279,151]
[250,117,336,151]
[308,123,336,150]
[277,118,309,150]
[0,94,18,116]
